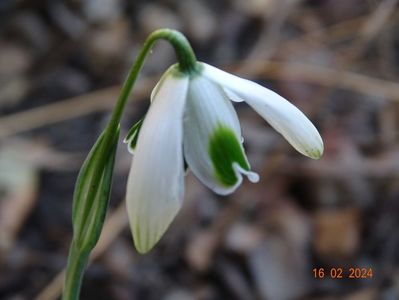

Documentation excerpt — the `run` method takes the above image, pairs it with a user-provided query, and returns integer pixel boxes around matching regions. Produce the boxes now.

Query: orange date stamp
[313,267,373,279]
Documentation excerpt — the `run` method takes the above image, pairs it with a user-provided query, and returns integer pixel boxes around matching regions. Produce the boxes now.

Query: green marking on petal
[208,123,250,187]
[124,118,144,153]
[306,148,323,160]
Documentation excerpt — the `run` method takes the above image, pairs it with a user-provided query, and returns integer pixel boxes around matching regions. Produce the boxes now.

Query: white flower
[125,63,323,253]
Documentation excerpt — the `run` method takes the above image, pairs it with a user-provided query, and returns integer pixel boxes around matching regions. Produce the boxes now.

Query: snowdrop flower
[125,63,323,253]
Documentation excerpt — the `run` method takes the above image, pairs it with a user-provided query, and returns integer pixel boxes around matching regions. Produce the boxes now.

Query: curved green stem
[63,29,197,300]
[108,28,197,134]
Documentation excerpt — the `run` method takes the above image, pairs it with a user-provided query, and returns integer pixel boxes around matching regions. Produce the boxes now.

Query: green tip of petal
[304,143,324,160]
[132,222,166,254]
[208,123,250,187]
[308,149,323,160]
[133,225,150,254]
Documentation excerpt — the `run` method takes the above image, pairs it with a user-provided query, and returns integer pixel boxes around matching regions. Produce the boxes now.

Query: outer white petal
[223,88,244,102]
[126,71,188,253]
[201,63,324,159]
[183,76,258,196]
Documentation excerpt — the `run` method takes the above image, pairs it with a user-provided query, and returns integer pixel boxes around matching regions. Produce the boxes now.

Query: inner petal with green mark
[208,123,259,187]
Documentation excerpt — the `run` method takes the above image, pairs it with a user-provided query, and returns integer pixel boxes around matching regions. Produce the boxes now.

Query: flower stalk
[62,243,89,300]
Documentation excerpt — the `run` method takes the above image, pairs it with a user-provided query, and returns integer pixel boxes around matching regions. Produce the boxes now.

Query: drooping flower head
[125,62,323,253]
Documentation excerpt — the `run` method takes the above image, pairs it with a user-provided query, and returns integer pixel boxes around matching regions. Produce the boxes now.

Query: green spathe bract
[124,118,143,153]
[72,126,119,251]
[208,123,250,186]
[64,126,119,300]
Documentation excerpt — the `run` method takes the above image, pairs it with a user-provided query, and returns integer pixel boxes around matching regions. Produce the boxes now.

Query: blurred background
[1,0,399,299]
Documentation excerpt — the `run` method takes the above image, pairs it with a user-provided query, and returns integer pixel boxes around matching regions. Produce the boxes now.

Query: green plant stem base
[62,243,89,300]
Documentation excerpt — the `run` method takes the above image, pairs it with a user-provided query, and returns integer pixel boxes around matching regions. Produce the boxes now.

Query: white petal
[202,63,324,159]
[126,70,188,253]
[223,87,244,102]
[183,76,258,195]
[150,64,179,102]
